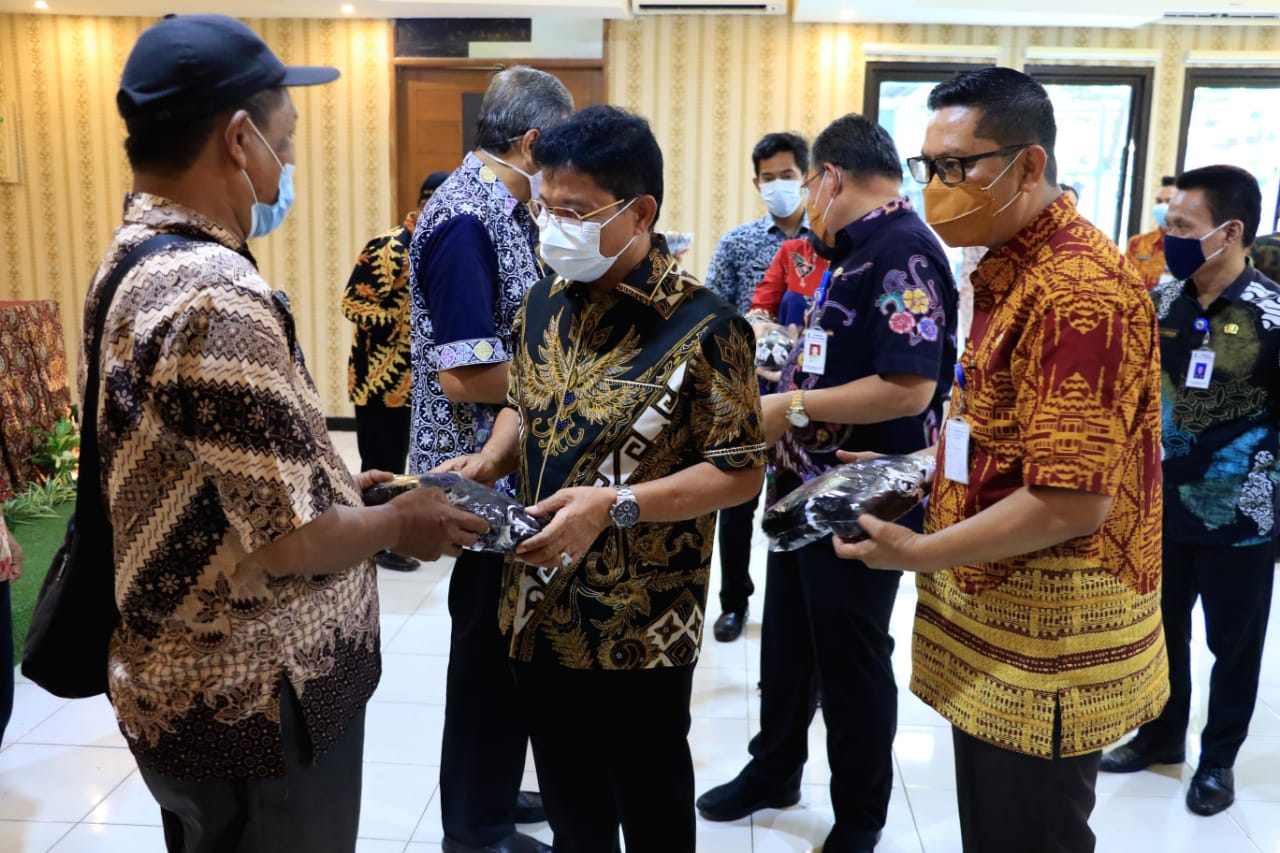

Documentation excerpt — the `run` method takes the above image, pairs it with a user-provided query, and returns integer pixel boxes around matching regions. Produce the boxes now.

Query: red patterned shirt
[917,196,1168,759]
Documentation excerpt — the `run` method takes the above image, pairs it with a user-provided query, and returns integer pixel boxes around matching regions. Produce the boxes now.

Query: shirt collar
[815,196,913,261]
[762,211,811,237]
[972,194,1076,298]
[465,151,523,218]
[1181,259,1257,307]
[561,234,697,320]
[122,192,254,262]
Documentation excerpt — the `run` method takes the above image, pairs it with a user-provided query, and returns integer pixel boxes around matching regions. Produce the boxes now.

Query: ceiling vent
[631,0,786,14]
[1162,10,1280,23]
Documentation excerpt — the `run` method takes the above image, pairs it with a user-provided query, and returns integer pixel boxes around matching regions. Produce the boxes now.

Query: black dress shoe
[1187,765,1234,816]
[374,549,419,571]
[696,772,801,821]
[713,608,747,642]
[441,832,551,853]
[1099,740,1185,773]
[513,790,546,824]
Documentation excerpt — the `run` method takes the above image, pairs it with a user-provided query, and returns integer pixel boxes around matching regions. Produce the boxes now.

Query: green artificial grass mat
[8,503,74,665]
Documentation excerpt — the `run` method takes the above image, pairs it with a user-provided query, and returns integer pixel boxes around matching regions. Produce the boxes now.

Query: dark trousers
[746,542,901,851]
[1,581,11,742]
[513,661,696,853]
[716,488,760,613]
[953,722,1100,853]
[354,400,411,474]
[1137,538,1275,768]
[137,680,365,853]
[441,550,530,845]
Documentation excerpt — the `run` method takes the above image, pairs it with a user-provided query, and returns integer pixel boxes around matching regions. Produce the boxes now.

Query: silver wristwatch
[609,485,640,528]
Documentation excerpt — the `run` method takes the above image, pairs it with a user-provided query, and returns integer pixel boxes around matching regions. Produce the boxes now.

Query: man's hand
[388,487,490,562]
[1,525,22,582]
[353,469,394,493]
[833,514,944,574]
[834,449,882,465]
[515,487,615,570]
[432,454,500,488]
[761,392,792,446]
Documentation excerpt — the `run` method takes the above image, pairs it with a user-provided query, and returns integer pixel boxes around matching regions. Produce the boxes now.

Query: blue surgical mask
[242,120,295,239]
[1152,202,1170,229]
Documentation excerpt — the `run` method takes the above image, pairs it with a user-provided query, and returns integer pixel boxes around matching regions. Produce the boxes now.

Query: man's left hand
[761,392,792,446]
[834,513,944,574]
[516,487,616,570]
[354,469,394,492]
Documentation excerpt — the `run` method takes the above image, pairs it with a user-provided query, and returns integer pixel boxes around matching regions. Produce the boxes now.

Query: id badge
[802,327,828,375]
[1185,348,1215,389]
[943,418,970,484]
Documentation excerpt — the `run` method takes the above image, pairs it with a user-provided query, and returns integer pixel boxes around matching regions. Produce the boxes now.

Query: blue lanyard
[807,269,834,329]
[1193,316,1211,348]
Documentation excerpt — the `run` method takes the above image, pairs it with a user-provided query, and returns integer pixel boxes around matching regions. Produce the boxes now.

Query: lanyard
[1193,316,1211,349]
[953,363,966,414]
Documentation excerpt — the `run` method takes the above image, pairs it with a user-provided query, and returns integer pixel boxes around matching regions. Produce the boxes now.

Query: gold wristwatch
[786,389,810,428]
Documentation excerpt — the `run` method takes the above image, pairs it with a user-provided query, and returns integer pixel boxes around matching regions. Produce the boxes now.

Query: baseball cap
[118,14,339,129]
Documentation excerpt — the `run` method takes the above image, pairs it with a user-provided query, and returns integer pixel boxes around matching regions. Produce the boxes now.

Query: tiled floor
[3,430,1280,851]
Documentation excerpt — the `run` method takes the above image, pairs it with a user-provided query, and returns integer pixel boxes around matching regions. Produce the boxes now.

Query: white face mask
[760,178,803,218]
[483,148,543,200]
[536,199,638,283]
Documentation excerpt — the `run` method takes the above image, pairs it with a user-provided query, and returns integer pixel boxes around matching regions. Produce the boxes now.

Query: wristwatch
[786,389,810,428]
[609,485,640,528]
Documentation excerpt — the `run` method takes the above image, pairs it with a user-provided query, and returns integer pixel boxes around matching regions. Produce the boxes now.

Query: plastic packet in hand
[761,455,936,552]
[755,326,796,371]
[361,473,547,554]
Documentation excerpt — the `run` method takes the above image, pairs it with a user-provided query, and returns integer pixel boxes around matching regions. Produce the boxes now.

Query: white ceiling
[2,0,1278,26]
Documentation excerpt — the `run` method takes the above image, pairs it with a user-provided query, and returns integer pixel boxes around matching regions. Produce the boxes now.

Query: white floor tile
[903,787,962,853]
[0,819,75,853]
[364,703,445,766]
[47,820,165,851]
[17,696,127,749]
[2,684,68,748]
[1091,793,1257,852]
[358,762,438,841]
[1225,799,1280,850]
[690,665,751,720]
[357,840,409,853]
[385,613,453,656]
[893,725,954,790]
[83,771,160,826]
[0,744,137,822]
[377,577,433,615]
[374,655,449,705]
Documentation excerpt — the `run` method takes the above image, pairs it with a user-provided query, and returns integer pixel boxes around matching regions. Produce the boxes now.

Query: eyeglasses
[906,144,1031,186]
[530,197,630,225]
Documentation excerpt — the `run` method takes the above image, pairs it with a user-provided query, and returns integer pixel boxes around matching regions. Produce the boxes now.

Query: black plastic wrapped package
[362,473,547,554]
[762,455,936,552]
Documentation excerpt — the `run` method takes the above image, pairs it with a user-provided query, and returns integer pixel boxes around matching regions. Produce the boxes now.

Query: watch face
[611,499,640,527]
[787,410,810,428]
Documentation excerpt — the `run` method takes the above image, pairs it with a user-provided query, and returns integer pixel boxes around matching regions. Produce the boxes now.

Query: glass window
[1179,70,1280,235]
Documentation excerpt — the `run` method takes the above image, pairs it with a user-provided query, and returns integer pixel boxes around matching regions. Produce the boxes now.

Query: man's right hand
[432,453,499,487]
[388,487,489,561]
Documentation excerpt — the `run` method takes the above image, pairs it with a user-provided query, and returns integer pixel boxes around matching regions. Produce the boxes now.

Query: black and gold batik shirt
[502,237,766,670]
[342,212,416,408]
[82,193,379,780]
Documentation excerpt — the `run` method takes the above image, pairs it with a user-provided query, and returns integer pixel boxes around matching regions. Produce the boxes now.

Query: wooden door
[394,62,606,222]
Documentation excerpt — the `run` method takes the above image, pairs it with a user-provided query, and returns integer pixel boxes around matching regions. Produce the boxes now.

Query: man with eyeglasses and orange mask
[835,68,1168,851]
[698,113,957,853]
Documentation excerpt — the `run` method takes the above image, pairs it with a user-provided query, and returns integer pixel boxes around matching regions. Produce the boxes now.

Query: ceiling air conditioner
[630,0,787,15]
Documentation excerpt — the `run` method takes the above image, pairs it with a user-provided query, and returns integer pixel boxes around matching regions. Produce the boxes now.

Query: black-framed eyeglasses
[906,144,1031,186]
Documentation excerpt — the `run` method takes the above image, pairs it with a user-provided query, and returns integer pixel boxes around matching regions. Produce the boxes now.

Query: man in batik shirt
[408,66,573,853]
[343,171,447,571]
[1126,175,1177,289]
[698,114,957,853]
[440,105,765,853]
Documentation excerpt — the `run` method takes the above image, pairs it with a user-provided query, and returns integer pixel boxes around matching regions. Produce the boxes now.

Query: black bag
[22,234,193,698]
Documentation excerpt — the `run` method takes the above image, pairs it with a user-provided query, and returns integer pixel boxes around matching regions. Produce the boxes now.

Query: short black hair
[928,67,1058,183]
[533,105,664,227]
[1176,164,1262,246]
[1059,182,1079,198]
[810,114,902,182]
[751,132,809,176]
[419,171,449,203]
[124,87,284,175]
[1161,175,1176,186]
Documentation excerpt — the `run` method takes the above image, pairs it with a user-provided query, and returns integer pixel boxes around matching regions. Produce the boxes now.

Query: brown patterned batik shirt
[501,238,767,670]
[917,196,1168,759]
[81,193,379,780]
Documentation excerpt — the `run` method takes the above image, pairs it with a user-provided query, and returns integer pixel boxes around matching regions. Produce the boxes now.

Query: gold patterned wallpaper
[0,13,391,417]
[0,13,1273,416]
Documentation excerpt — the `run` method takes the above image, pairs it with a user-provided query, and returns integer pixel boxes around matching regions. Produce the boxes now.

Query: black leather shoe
[1099,740,1185,773]
[1187,765,1234,816]
[513,790,546,824]
[441,832,551,853]
[713,608,747,642]
[696,773,801,821]
[374,549,419,572]
[823,824,882,853]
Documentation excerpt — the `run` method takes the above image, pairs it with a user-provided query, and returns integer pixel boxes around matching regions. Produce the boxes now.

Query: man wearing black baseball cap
[87,15,488,853]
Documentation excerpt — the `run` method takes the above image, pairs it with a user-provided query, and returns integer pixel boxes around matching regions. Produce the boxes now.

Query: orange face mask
[806,169,841,247]
[922,149,1025,248]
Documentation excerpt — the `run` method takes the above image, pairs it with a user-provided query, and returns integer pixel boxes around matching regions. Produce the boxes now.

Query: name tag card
[1185,348,1215,390]
[944,418,970,484]
[802,328,827,375]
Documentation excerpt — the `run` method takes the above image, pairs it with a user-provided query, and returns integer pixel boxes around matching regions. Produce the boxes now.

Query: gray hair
[474,66,574,153]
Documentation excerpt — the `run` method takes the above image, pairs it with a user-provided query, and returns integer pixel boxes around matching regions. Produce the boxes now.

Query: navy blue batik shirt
[1152,263,1280,546]
[705,213,809,316]
[771,198,958,531]
[407,152,543,478]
